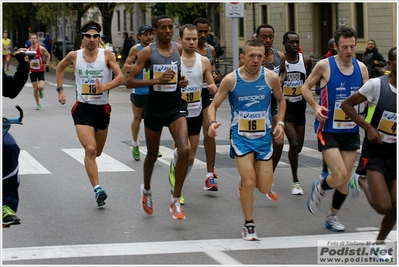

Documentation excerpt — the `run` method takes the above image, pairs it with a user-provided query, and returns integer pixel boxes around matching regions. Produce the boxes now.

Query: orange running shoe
[140,183,153,215]
[266,183,279,201]
[169,198,185,220]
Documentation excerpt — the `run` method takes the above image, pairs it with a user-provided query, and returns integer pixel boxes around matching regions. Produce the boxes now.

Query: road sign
[225,2,244,18]
[70,10,78,22]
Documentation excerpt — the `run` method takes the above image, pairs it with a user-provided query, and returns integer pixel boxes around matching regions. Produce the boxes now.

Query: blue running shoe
[325,214,345,232]
[320,171,329,180]
[307,180,324,215]
[94,187,107,207]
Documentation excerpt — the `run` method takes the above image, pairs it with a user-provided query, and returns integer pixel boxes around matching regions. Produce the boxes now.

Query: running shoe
[320,171,329,180]
[36,104,41,110]
[204,176,218,191]
[2,205,21,225]
[325,214,345,232]
[94,187,107,207]
[307,180,324,215]
[291,182,304,195]
[242,222,258,241]
[140,183,153,215]
[158,151,162,157]
[169,198,185,220]
[266,183,279,201]
[132,145,140,161]
[168,160,185,205]
[348,173,362,199]
[213,168,218,179]
[39,90,44,99]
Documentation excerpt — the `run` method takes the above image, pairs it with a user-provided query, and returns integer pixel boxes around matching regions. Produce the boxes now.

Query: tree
[165,3,221,26]
[3,3,38,48]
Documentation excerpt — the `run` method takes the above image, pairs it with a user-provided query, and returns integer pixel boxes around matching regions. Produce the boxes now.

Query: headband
[81,24,100,34]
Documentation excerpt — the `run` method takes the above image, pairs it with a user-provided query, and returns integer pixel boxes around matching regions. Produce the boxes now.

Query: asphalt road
[2,64,397,266]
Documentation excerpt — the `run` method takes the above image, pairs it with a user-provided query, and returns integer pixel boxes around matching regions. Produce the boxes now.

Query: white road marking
[139,145,206,168]
[62,148,134,172]
[24,82,74,88]
[18,150,51,175]
[3,231,396,263]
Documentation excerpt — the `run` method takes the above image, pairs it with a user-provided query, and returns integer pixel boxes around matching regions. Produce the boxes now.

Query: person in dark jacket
[361,40,387,114]
[3,49,30,226]
[362,39,387,78]
[122,32,134,63]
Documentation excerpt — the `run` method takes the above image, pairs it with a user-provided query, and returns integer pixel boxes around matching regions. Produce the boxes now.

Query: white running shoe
[325,214,345,232]
[291,182,304,195]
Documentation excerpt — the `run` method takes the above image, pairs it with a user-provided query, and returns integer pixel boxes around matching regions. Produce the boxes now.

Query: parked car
[53,41,74,61]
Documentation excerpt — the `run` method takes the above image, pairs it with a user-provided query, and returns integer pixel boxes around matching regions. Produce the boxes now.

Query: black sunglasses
[83,33,100,39]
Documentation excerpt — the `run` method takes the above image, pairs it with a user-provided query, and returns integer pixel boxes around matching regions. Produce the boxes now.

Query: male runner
[207,38,286,240]
[302,26,369,231]
[282,31,312,194]
[125,15,189,220]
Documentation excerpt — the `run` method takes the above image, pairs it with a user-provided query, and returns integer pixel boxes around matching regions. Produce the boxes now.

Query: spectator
[363,39,387,78]
[42,32,53,56]
[122,31,133,63]
[25,38,31,49]
[207,28,223,60]
[361,39,387,114]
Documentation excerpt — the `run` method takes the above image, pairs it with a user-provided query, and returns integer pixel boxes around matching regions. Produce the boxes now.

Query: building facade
[221,2,397,60]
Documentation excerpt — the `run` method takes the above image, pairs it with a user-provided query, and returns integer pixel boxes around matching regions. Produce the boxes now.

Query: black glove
[46,66,49,72]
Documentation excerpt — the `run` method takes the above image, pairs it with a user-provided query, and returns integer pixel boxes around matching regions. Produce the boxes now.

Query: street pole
[232,17,239,69]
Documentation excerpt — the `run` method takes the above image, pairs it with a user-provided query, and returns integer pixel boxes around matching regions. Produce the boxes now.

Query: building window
[261,5,268,23]
[116,10,121,32]
[239,17,244,38]
[288,3,295,31]
[355,3,365,39]
[123,9,127,32]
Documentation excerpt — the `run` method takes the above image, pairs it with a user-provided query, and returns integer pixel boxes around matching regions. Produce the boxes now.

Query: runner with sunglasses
[55,20,124,208]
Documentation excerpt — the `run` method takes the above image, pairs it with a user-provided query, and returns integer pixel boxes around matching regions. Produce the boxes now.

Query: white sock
[132,140,139,147]
[93,185,101,191]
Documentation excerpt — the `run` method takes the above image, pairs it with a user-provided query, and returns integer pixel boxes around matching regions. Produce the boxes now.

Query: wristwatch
[277,121,285,128]
[56,86,63,92]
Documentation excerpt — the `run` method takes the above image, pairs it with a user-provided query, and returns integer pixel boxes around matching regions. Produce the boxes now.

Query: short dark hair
[334,26,357,46]
[242,38,264,55]
[153,15,172,29]
[179,24,198,38]
[256,24,275,36]
[388,46,396,61]
[283,31,298,42]
[193,17,209,27]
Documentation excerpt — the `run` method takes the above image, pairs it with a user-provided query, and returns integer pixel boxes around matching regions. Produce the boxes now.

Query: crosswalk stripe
[61,149,134,172]
[3,230,396,262]
[18,143,356,176]
[138,145,206,169]
[19,150,51,175]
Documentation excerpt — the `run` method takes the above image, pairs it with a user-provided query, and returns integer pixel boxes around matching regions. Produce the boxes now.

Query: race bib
[377,111,397,143]
[181,85,201,110]
[30,59,41,70]
[238,111,266,139]
[153,64,178,92]
[333,101,356,129]
[81,84,102,95]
